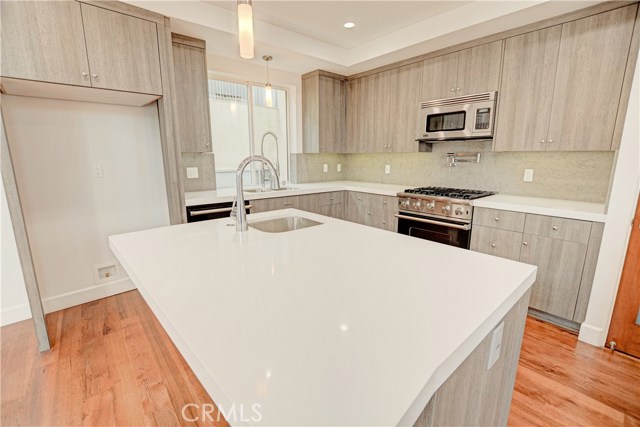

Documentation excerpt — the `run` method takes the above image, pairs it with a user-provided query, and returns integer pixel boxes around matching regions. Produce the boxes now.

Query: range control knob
[454,207,464,216]
[412,201,422,210]
[426,201,436,210]
[442,205,451,214]
[400,199,410,208]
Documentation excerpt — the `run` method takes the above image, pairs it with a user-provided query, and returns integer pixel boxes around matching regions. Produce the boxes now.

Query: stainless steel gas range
[396,187,495,249]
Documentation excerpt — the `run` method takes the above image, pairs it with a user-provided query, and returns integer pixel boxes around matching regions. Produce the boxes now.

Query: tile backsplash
[293,143,615,203]
[181,152,216,192]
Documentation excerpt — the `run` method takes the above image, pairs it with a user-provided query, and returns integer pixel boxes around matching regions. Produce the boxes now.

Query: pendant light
[263,55,273,107]
[237,0,254,59]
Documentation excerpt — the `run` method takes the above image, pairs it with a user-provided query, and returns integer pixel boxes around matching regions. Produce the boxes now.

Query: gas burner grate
[403,187,495,200]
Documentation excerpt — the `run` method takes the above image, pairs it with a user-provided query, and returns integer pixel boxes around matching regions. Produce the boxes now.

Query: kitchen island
[109,209,537,426]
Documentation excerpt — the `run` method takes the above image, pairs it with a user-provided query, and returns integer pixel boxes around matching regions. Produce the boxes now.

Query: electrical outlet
[93,262,118,284]
[92,164,104,178]
[487,321,504,370]
[523,169,534,182]
[186,167,199,179]
[337,163,342,172]
[385,164,391,174]
[323,164,328,173]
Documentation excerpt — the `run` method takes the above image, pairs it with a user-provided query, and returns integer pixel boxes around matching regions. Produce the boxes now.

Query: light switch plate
[385,164,391,174]
[523,169,534,182]
[323,164,328,173]
[186,167,199,179]
[487,321,504,370]
[337,163,342,172]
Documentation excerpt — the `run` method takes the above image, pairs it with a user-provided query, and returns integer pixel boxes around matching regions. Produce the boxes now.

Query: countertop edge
[472,199,607,223]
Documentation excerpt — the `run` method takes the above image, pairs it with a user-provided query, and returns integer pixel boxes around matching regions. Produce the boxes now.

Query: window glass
[208,79,289,188]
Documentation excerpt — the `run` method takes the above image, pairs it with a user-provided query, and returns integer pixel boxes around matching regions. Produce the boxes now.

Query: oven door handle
[189,205,253,217]
[394,213,471,231]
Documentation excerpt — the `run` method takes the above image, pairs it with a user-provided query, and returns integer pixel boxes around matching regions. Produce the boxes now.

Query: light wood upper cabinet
[547,5,637,151]
[388,63,423,152]
[495,5,637,152]
[302,73,346,153]
[421,52,458,101]
[81,4,162,95]
[494,26,562,152]
[0,1,91,87]
[455,41,503,96]
[172,35,212,153]
[421,41,502,101]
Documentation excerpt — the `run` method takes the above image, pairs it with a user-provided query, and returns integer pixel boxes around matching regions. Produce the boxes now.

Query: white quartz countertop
[185,181,408,206]
[109,209,536,426]
[472,194,607,223]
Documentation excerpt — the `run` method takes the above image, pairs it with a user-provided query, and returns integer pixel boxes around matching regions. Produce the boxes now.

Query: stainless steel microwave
[416,91,497,141]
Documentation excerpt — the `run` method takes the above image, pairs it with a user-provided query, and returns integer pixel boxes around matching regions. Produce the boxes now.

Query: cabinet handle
[450,88,456,92]
[92,73,98,81]
[552,226,558,231]
[547,139,553,144]
[540,139,546,144]
[81,71,88,80]
[494,217,500,222]
[490,243,496,248]
[522,241,528,246]
[456,87,460,91]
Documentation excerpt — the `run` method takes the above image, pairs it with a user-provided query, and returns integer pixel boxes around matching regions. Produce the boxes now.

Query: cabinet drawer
[470,226,524,261]
[473,207,525,232]
[524,214,592,244]
[318,191,344,206]
[373,195,397,210]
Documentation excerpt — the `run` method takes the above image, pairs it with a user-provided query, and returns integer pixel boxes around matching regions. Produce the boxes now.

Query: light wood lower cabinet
[470,207,603,323]
[345,192,397,232]
[250,193,344,219]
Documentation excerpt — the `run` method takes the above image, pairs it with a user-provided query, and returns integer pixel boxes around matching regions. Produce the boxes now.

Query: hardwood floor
[2,291,639,426]
[509,317,640,427]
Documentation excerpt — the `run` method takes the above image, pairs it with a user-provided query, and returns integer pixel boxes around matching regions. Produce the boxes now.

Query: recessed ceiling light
[343,22,355,29]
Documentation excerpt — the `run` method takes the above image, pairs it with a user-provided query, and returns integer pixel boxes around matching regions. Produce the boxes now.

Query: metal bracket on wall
[447,152,481,168]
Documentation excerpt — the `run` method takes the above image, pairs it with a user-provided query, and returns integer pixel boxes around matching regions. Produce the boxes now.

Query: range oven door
[396,211,471,249]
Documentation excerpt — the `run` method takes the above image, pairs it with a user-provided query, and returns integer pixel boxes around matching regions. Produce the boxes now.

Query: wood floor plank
[2,291,638,427]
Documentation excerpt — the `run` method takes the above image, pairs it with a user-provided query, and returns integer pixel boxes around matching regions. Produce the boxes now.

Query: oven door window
[426,111,466,132]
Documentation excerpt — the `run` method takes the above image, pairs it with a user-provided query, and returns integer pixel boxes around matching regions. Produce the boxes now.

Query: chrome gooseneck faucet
[260,131,280,182]
[235,155,280,232]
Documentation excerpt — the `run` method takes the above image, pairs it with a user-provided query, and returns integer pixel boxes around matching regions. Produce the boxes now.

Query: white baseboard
[578,322,606,347]
[0,302,32,326]
[0,279,136,327]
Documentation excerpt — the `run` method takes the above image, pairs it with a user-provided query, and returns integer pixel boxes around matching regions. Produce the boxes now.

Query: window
[208,78,289,189]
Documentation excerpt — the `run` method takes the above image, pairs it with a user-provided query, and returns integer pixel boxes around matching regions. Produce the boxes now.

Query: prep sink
[249,216,323,233]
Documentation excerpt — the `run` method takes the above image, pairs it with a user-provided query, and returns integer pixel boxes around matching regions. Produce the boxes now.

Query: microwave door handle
[394,213,471,231]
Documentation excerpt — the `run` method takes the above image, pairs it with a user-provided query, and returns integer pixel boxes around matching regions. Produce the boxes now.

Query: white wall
[1,96,170,325]
[1,184,30,325]
[579,54,640,346]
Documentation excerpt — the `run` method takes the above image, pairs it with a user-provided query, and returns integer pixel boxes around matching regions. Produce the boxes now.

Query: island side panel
[414,290,531,427]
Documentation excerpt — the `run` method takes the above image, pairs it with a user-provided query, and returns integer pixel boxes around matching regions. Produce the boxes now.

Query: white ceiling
[206,1,473,49]
[126,1,605,76]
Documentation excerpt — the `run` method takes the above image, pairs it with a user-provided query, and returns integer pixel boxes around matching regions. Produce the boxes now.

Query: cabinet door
[521,234,587,319]
[81,3,162,95]
[319,204,344,219]
[346,78,360,153]
[455,41,503,96]
[372,70,392,152]
[547,5,636,151]
[421,52,458,101]
[469,226,523,262]
[172,42,212,153]
[318,76,346,153]
[302,76,320,153]
[345,192,368,223]
[295,194,320,213]
[494,26,561,152]
[0,1,90,86]
[388,63,423,152]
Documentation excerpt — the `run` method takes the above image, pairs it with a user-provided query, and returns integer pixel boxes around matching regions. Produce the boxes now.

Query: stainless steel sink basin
[249,216,322,233]
[244,187,296,193]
